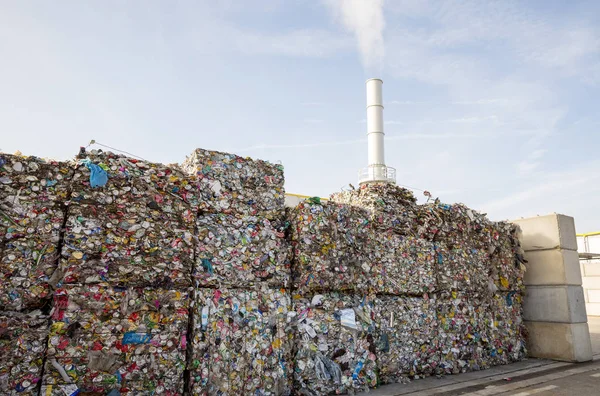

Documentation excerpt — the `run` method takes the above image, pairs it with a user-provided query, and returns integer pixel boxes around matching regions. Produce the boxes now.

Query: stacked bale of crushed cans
[0,153,72,395]
[41,150,196,395]
[181,149,293,395]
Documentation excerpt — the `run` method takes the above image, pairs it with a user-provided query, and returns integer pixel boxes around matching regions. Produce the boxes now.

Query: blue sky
[2,1,600,231]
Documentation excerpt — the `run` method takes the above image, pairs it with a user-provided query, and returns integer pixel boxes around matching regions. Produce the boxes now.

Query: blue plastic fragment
[352,360,364,380]
[506,291,516,307]
[122,332,151,345]
[201,258,214,275]
[81,159,108,187]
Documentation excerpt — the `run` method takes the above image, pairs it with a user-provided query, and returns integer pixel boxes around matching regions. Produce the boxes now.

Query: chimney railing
[358,165,396,185]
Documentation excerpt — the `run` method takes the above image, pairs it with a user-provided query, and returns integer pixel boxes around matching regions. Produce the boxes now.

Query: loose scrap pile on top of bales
[0,147,527,396]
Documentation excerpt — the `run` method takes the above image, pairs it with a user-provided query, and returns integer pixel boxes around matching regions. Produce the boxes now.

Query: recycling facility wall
[0,148,527,396]
[577,234,600,316]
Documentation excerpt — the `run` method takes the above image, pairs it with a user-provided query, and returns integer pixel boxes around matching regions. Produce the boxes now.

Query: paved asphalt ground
[361,317,600,396]
[452,359,600,395]
[486,316,600,395]
[491,370,600,395]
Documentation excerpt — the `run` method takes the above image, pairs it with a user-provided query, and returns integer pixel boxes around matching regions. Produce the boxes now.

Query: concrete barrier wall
[513,214,593,362]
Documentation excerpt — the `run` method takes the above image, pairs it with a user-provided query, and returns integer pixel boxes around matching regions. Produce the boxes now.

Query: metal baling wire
[85,139,149,162]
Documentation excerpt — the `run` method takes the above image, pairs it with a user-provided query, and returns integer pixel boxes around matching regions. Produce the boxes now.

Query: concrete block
[522,285,587,323]
[525,321,592,362]
[583,263,600,277]
[586,302,600,316]
[523,249,582,286]
[512,214,577,251]
[583,277,600,290]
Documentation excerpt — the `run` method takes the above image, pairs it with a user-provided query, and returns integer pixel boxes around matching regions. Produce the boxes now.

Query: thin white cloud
[186,10,352,59]
[451,99,508,105]
[389,99,508,106]
[515,148,547,176]
[231,139,364,153]
[235,28,352,58]
[448,116,499,123]
[363,116,500,126]
[387,0,600,83]
[387,132,480,140]
[388,100,428,105]
[230,131,481,153]
[481,160,600,219]
[483,173,593,214]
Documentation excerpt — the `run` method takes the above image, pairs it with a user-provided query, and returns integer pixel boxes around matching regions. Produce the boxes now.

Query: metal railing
[358,165,397,185]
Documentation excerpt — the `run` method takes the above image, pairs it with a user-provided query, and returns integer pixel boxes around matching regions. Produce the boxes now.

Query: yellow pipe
[285,193,328,200]
[576,231,600,237]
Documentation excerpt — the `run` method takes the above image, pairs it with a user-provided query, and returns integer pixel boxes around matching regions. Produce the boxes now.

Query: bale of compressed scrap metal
[69,149,197,227]
[42,283,189,395]
[433,242,491,293]
[288,198,436,295]
[292,292,378,395]
[489,222,526,292]
[60,203,195,288]
[189,286,293,396]
[194,213,291,289]
[436,291,492,375]
[288,199,372,293]
[435,290,526,375]
[369,231,437,295]
[329,183,418,235]
[180,148,285,220]
[0,152,73,311]
[416,202,494,246]
[486,291,527,365]
[58,149,197,289]
[0,311,49,395]
[373,295,440,384]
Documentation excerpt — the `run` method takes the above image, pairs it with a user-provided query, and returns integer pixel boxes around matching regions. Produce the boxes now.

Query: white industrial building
[578,232,600,316]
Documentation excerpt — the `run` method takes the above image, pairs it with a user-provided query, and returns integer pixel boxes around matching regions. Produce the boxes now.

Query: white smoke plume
[323,0,385,71]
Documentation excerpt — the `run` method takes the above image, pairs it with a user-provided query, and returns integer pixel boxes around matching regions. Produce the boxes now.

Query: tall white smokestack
[359,78,396,185]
